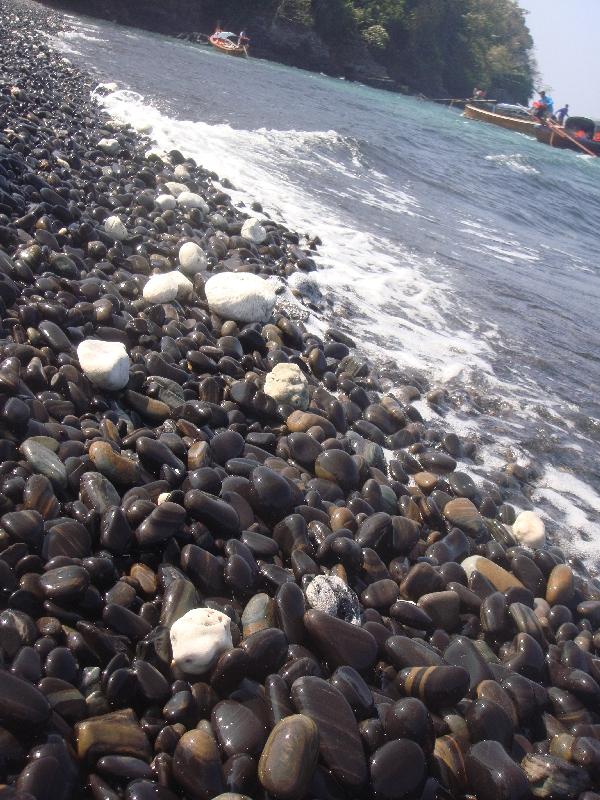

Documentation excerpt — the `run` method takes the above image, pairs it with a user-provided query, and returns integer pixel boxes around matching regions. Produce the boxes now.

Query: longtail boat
[209,31,248,57]
[463,103,539,136]
[536,117,600,157]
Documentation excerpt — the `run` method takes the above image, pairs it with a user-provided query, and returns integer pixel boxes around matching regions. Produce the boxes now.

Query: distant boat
[536,117,600,156]
[463,103,539,135]
[209,31,248,57]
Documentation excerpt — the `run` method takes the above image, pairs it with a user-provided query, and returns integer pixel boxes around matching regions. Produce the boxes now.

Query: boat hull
[463,104,538,135]
[536,126,600,156]
[209,35,247,56]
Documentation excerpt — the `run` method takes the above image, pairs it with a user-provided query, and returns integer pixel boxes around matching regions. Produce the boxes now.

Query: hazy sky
[518,0,600,118]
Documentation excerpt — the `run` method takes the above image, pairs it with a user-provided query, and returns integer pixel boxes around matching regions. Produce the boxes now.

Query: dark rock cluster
[1,2,600,800]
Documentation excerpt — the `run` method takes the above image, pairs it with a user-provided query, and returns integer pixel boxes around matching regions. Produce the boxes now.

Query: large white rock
[174,164,191,179]
[77,340,130,391]
[512,511,546,549]
[264,363,309,410]
[104,215,128,241]
[241,217,267,244]
[143,271,193,304]
[164,181,189,197]
[178,242,207,276]
[205,272,276,323]
[177,191,209,213]
[97,138,120,155]
[156,194,177,211]
[170,608,233,673]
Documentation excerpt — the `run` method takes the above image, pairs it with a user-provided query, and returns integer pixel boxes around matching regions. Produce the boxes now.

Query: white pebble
[174,164,191,179]
[241,217,267,244]
[178,242,207,276]
[512,511,546,549]
[205,272,276,323]
[264,363,309,410]
[143,271,193,304]
[97,138,120,155]
[305,574,360,625]
[164,181,189,197]
[104,215,128,242]
[155,194,177,211]
[177,191,209,213]
[170,608,233,673]
[77,340,130,391]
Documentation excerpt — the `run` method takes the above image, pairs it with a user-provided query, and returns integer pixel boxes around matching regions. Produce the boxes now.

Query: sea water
[54,15,600,566]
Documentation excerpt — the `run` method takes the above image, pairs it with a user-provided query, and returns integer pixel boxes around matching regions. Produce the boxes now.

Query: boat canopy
[213,31,237,40]
[565,117,595,137]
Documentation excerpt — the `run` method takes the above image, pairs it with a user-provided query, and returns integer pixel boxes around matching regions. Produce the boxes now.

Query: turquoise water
[55,15,600,563]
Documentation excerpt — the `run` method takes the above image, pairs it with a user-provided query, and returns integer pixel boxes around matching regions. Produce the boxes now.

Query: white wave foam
[485,153,540,175]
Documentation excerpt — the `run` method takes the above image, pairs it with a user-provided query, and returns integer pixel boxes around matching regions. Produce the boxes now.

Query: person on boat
[593,131,600,142]
[238,30,249,47]
[538,91,554,118]
[472,87,486,100]
[574,129,588,139]
[556,104,569,125]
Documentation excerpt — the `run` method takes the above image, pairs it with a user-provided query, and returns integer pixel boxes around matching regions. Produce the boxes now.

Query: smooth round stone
[291,676,367,790]
[127,781,179,800]
[383,699,434,754]
[418,451,457,475]
[263,363,309,411]
[136,502,186,546]
[0,669,51,727]
[521,752,589,799]
[398,666,470,709]
[389,601,434,631]
[461,555,525,592]
[370,739,426,800]
[156,194,177,210]
[143,271,192,304]
[104,215,128,241]
[75,708,152,763]
[249,466,293,520]
[212,700,267,757]
[177,191,209,212]
[314,450,360,491]
[16,755,63,800]
[512,511,546,549]
[361,579,399,611]
[170,608,232,674]
[89,440,140,486]
[304,609,377,672]
[241,217,267,244]
[546,564,575,607]
[184,490,241,537]
[39,565,90,600]
[80,472,121,514]
[77,339,130,391]
[466,740,531,800]
[205,272,276,323]
[20,440,67,490]
[444,498,486,538]
[466,699,514,748]
[418,591,460,632]
[178,241,207,275]
[173,726,224,800]
[98,137,120,154]
[239,627,288,680]
[241,594,275,638]
[258,714,319,800]
[448,471,477,499]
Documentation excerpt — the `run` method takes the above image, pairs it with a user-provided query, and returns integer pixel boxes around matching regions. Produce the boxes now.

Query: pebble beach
[2,1,600,799]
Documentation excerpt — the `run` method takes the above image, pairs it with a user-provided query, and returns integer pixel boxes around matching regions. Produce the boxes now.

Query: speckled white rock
[77,340,130,391]
[97,138,120,155]
[205,272,276,323]
[287,271,322,302]
[170,608,233,673]
[156,194,177,211]
[174,164,191,179]
[512,511,546,549]
[143,271,193,304]
[305,574,360,625]
[264,363,309,410]
[164,181,188,197]
[241,217,267,244]
[177,191,209,213]
[178,242,207,275]
[104,215,128,241]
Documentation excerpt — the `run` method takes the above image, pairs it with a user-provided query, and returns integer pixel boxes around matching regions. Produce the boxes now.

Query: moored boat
[463,103,539,135]
[209,31,248,57]
[536,117,600,156]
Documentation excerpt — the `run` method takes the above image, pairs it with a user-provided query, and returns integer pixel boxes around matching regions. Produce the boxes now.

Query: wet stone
[369,739,426,800]
[0,669,51,728]
[304,609,377,672]
[76,708,152,763]
[466,740,532,800]
[172,725,225,800]
[212,700,268,757]
[521,752,590,800]
[258,714,319,800]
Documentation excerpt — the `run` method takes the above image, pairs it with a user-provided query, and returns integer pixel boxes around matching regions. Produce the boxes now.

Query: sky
[518,0,600,118]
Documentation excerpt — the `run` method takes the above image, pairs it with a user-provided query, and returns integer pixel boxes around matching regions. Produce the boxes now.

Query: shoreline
[2,1,600,799]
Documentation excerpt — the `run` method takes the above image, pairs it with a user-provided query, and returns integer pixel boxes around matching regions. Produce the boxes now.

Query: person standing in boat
[556,104,569,125]
[238,30,249,47]
[535,90,554,119]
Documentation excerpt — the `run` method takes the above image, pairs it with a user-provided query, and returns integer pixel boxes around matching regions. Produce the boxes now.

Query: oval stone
[258,714,319,800]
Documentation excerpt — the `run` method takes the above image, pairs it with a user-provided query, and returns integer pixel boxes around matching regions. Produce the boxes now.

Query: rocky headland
[0,2,600,800]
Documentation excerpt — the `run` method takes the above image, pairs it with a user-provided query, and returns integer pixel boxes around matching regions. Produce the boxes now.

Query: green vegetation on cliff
[200,0,535,101]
